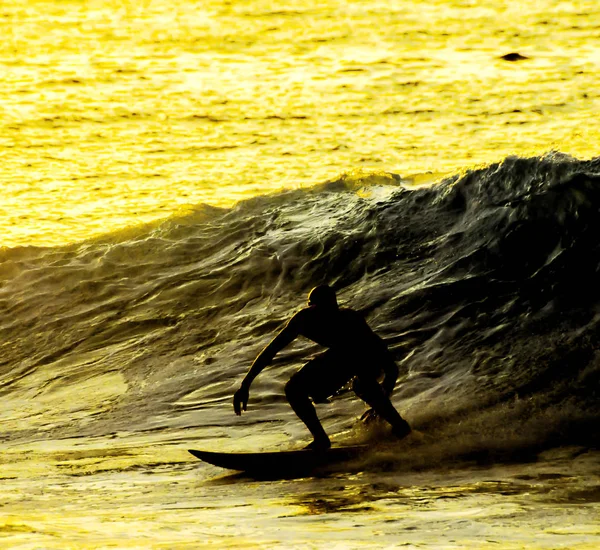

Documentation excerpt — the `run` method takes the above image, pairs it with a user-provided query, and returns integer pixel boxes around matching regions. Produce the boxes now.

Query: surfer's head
[307,285,338,309]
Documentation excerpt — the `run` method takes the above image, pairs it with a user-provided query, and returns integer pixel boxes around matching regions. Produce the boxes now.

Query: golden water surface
[2,0,599,246]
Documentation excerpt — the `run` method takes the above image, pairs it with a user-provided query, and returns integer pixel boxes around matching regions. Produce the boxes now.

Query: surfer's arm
[360,315,399,396]
[242,321,299,388]
[233,313,303,415]
[369,329,398,397]
[381,358,399,396]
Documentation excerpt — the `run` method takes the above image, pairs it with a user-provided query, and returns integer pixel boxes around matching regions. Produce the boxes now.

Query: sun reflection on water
[1,0,598,247]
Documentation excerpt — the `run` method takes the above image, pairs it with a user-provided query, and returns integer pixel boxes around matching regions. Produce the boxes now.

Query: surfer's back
[290,306,383,352]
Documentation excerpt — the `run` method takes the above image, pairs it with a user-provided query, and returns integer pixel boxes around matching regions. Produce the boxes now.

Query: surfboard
[188,445,368,475]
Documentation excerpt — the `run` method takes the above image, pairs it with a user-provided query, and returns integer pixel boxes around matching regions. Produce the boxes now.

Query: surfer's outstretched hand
[233,385,249,415]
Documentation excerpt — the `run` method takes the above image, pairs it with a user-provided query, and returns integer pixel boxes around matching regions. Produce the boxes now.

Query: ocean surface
[1,1,600,548]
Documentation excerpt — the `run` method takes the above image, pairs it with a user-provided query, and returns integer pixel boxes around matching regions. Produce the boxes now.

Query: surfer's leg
[285,374,331,450]
[352,377,411,439]
[285,351,350,450]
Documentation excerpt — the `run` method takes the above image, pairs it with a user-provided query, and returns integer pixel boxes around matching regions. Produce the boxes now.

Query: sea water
[1,1,599,548]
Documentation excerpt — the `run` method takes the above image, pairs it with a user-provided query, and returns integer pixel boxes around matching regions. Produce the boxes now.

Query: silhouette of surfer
[233,285,411,450]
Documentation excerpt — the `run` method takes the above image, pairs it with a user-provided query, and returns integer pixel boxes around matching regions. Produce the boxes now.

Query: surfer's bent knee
[285,372,306,399]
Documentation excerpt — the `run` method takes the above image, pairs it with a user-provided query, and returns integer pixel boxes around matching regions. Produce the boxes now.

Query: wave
[2,153,599,457]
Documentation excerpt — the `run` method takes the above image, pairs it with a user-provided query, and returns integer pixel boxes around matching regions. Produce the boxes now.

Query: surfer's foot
[391,419,412,440]
[304,438,331,451]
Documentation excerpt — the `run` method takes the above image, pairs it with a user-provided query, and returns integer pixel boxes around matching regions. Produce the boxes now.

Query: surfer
[233,285,411,450]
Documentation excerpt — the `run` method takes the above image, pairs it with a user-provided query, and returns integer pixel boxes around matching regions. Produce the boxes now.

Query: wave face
[2,153,599,460]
